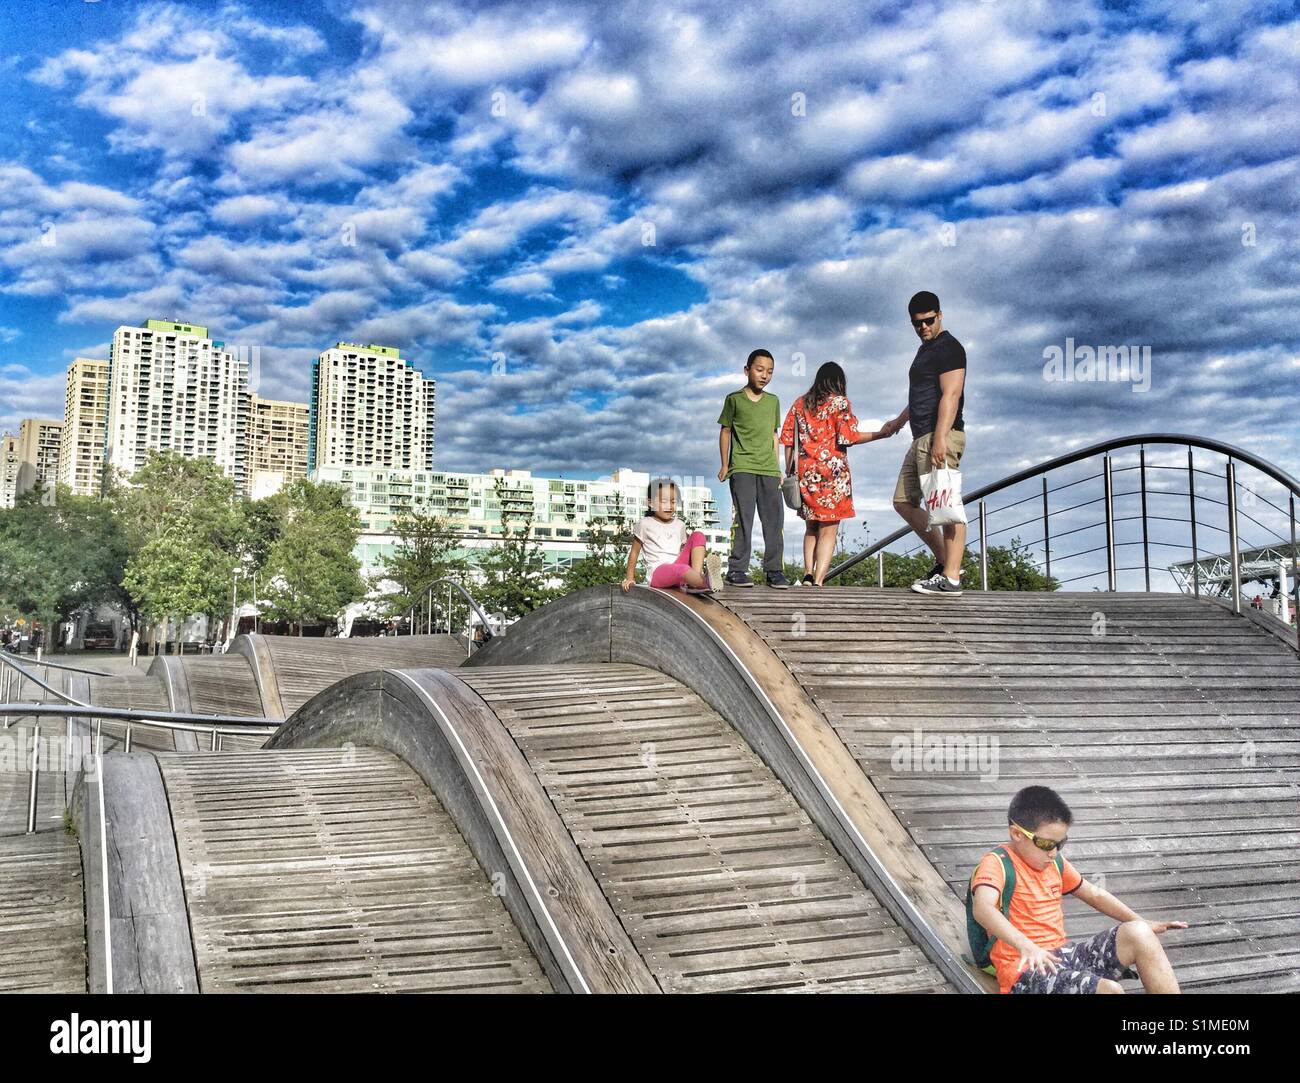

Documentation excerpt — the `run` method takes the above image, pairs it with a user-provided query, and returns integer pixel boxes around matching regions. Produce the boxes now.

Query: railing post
[1291,495,1299,656]
[427,587,433,635]
[1042,476,1051,583]
[979,501,988,591]
[124,721,132,754]
[1103,454,1117,591]
[1188,449,1200,597]
[26,723,40,834]
[877,550,884,588]
[447,585,453,636]
[211,725,219,751]
[1139,447,1151,592]
[1226,460,1241,614]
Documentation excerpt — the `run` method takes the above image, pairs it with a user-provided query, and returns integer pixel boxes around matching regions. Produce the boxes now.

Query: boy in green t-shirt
[717,349,789,588]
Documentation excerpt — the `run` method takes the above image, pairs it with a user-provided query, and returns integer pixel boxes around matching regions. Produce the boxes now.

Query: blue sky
[0,0,1297,550]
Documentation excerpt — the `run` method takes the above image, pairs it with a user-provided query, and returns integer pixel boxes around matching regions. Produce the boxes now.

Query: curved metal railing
[0,649,277,748]
[400,578,498,651]
[826,433,1300,626]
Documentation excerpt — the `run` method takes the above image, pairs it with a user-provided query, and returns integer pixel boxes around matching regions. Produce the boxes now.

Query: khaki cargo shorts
[893,429,966,506]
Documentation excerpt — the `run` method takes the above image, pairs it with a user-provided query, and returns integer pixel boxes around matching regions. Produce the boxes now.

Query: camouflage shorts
[1010,926,1135,995]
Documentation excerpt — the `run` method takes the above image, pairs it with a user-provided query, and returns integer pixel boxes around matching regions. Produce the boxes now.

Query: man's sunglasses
[911,315,938,328]
[1011,822,1067,852]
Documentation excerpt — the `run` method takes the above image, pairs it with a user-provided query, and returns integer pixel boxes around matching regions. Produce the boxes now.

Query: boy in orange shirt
[970,786,1187,994]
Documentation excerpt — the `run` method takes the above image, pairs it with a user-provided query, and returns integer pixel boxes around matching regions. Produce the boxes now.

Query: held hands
[878,416,904,438]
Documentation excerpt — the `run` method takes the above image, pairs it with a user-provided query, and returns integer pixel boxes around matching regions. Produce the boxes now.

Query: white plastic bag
[922,467,967,528]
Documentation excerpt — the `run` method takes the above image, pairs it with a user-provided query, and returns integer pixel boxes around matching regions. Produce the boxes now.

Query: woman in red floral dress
[779,362,893,585]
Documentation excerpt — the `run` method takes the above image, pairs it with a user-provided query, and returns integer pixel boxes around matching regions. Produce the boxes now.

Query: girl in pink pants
[623,479,723,594]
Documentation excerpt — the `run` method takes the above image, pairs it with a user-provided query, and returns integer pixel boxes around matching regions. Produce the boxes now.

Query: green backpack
[964,845,1064,973]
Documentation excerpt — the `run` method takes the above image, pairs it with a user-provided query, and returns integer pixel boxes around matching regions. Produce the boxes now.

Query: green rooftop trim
[332,342,401,357]
[144,319,208,337]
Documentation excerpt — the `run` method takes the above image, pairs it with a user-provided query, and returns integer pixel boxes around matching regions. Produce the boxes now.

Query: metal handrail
[0,653,114,677]
[0,651,90,709]
[828,433,1300,581]
[1,650,276,740]
[6,703,277,730]
[403,578,497,646]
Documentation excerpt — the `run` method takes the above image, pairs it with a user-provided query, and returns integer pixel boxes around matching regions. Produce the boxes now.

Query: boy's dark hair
[647,477,680,502]
[1008,786,1072,831]
[745,348,774,368]
[908,290,941,316]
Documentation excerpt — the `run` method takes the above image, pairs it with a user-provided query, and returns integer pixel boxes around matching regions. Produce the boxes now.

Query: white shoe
[705,552,724,593]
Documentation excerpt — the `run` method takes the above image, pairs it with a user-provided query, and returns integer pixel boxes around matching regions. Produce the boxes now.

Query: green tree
[476,477,557,620]
[113,453,246,647]
[123,524,234,631]
[0,486,130,645]
[259,480,364,634]
[561,512,633,594]
[827,536,1058,590]
[378,508,469,618]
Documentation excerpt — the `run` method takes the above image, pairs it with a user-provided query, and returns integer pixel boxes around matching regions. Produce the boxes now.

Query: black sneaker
[766,572,792,590]
[800,574,815,587]
[724,572,755,588]
[923,562,943,582]
[910,572,963,596]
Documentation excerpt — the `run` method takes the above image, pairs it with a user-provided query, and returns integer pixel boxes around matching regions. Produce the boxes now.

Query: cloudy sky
[1,0,1297,561]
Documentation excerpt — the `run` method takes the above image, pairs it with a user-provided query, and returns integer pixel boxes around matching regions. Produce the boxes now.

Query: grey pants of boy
[728,472,785,575]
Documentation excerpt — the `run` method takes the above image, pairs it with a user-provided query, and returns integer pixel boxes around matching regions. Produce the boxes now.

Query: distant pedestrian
[880,291,969,595]
[718,349,790,588]
[780,362,894,585]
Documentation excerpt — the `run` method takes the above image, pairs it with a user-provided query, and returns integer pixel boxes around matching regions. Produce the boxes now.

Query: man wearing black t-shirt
[880,291,967,595]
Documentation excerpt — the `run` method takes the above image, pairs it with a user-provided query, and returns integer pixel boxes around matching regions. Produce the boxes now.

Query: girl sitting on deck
[622,478,723,594]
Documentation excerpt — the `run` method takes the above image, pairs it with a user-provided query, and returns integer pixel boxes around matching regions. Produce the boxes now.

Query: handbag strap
[791,400,803,474]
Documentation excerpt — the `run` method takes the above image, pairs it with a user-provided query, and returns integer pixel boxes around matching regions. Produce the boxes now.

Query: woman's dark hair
[647,477,680,502]
[1008,786,1073,831]
[802,361,847,413]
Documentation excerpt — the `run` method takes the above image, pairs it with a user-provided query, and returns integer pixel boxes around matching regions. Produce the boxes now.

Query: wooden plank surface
[154,747,551,993]
[460,663,951,994]
[719,586,1300,993]
[0,728,85,993]
[245,635,467,716]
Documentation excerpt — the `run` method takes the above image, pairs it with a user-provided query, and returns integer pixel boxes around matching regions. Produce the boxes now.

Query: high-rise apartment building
[309,343,435,473]
[59,357,110,496]
[0,434,19,509]
[1,420,63,507]
[105,319,248,488]
[247,394,310,500]
[18,419,63,494]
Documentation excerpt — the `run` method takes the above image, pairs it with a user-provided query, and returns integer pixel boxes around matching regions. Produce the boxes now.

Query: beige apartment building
[59,357,110,496]
[247,394,310,499]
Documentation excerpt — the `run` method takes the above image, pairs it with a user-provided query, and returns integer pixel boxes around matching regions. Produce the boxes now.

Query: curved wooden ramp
[468,584,1300,993]
[457,663,950,993]
[81,673,182,752]
[152,748,551,993]
[716,589,1300,992]
[0,743,85,992]
[231,633,467,718]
